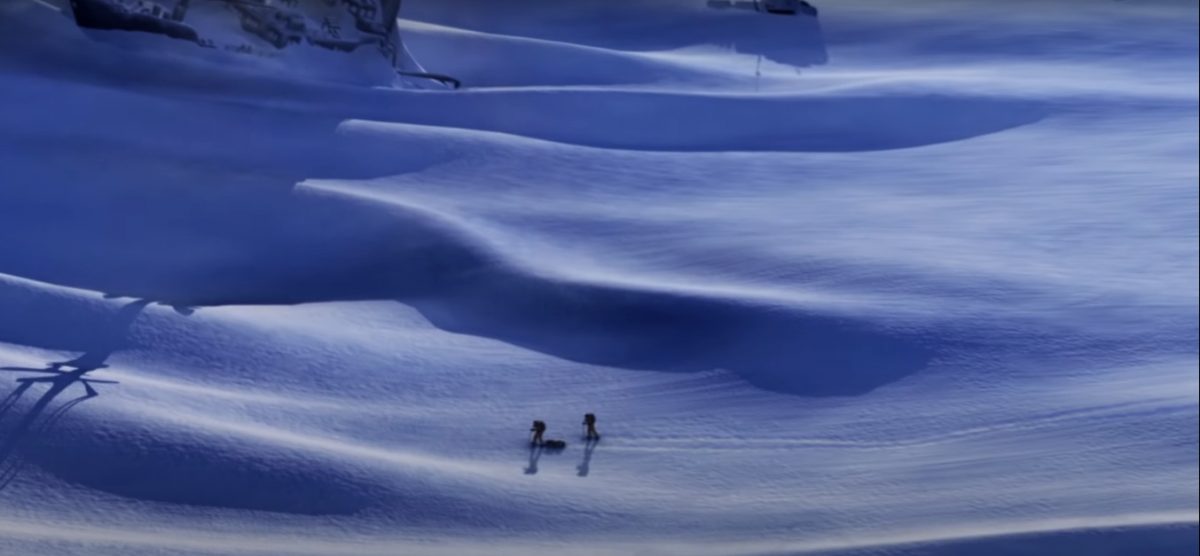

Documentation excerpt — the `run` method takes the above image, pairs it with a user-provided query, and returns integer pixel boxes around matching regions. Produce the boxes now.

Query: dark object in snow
[582,413,600,441]
[529,420,565,449]
[530,420,546,445]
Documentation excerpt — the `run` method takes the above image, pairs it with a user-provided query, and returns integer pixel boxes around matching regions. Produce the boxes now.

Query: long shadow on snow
[0,298,146,489]
[0,365,115,490]
[0,293,380,515]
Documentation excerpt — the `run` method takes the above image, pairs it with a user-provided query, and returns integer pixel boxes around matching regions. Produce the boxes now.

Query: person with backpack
[582,413,600,441]
[530,420,547,445]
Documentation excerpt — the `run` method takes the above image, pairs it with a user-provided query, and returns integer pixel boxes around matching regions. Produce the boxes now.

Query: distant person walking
[530,420,547,445]
[583,413,599,441]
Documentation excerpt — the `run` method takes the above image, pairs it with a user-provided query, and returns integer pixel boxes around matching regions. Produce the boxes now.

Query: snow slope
[0,0,1196,554]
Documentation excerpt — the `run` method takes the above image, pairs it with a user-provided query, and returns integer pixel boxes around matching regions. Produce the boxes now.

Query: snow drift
[0,0,1196,554]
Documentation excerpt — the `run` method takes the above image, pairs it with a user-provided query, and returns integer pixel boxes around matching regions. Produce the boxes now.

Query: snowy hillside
[0,0,1196,554]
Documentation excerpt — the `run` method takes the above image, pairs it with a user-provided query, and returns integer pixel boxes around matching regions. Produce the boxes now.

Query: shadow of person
[0,298,151,489]
[0,297,149,420]
[0,374,36,423]
[0,388,96,490]
[524,444,544,475]
[0,364,107,422]
[576,438,598,477]
[0,363,114,488]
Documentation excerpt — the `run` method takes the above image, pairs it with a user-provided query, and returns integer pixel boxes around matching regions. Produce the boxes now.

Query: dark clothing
[583,414,599,440]
[530,420,546,445]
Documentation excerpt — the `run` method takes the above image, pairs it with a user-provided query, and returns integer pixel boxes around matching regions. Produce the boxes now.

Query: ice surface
[0,0,1196,554]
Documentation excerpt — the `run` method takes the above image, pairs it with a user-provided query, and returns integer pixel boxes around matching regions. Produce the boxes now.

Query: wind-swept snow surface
[0,0,1197,554]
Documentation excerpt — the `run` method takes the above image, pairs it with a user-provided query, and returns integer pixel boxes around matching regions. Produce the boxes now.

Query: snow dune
[0,0,1196,554]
